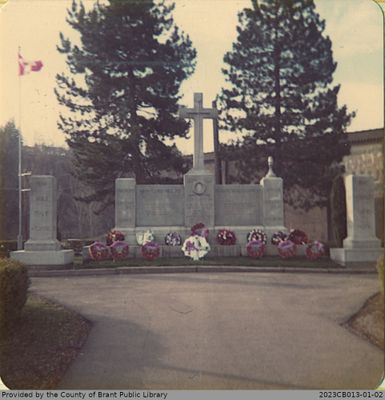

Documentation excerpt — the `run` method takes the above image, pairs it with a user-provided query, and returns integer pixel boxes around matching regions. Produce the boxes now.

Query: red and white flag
[18,52,43,76]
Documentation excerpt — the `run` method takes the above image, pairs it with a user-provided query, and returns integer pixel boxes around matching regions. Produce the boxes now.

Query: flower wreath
[182,235,210,260]
[306,241,325,260]
[246,240,265,258]
[217,229,236,245]
[136,230,154,246]
[287,229,308,245]
[106,230,125,246]
[277,240,296,259]
[89,241,110,261]
[164,232,182,246]
[191,223,209,239]
[247,229,267,244]
[271,231,288,246]
[142,241,160,261]
[110,241,129,261]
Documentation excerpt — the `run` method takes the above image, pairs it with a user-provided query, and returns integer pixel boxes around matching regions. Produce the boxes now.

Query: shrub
[376,256,384,293]
[0,258,30,336]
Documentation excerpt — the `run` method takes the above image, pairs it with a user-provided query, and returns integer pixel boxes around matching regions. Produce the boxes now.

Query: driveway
[31,272,383,389]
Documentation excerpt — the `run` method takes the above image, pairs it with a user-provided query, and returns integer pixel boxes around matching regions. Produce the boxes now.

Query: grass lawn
[76,255,342,269]
[0,294,91,389]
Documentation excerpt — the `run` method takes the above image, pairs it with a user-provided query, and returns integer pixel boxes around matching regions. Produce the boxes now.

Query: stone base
[330,247,383,266]
[10,249,74,267]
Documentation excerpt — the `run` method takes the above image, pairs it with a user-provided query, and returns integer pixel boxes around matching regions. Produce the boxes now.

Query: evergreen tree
[56,0,196,207]
[0,121,20,239]
[218,0,354,209]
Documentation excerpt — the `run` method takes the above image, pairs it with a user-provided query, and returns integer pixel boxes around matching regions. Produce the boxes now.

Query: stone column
[115,178,136,244]
[260,176,285,229]
[330,175,382,265]
[24,176,60,251]
[184,171,215,230]
[11,175,74,267]
[343,175,380,248]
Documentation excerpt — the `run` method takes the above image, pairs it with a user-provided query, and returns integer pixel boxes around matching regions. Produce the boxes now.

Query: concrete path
[31,272,383,389]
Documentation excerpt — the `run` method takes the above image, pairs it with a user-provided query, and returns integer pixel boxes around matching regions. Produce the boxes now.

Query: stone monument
[330,174,383,265]
[114,92,287,256]
[11,175,74,266]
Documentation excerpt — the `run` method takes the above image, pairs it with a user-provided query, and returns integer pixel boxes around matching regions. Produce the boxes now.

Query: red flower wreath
[217,229,236,245]
[191,223,209,239]
[277,240,296,259]
[246,240,265,258]
[142,241,160,261]
[89,241,110,261]
[106,229,125,246]
[287,229,308,245]
[110,241,129,261]
[306,241,325,260]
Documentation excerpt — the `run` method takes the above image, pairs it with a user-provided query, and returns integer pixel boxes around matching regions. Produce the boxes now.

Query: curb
[28,265,376,277]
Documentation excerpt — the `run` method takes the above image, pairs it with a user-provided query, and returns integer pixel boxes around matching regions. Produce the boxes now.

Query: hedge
[0,258,30,336]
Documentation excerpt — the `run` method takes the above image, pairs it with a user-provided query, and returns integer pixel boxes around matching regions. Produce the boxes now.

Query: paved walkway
[31,272,383,389]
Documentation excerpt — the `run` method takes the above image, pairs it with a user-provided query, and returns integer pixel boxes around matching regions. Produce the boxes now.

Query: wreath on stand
[164,232,182,246]
[182,235,210,260]
[306,241,325,260]
[110,241,129,261]
[247,229,267,244]
[191,223,209,239]
[271,231,288,246]
[106,230,125,246]
[287,229,308,245]
[246,240,265,258]
[277,240,296,259]
[142,241,160,261]
[136,230,155,245]
[216,229,236,245]
[89,241,110,261]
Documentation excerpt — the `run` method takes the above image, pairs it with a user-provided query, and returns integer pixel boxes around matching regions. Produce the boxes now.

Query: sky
[0,0,383,155]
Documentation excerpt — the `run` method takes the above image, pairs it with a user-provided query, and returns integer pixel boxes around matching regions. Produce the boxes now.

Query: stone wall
[136,185,184,227]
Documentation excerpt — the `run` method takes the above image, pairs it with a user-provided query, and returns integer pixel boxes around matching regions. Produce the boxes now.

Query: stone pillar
[11,175,73,267]
[115,178,136,244]
[24,176,60,251]
[184,171,215,230]
[330,175,382,266]
[343,175,380,248]
[260,176,285,231]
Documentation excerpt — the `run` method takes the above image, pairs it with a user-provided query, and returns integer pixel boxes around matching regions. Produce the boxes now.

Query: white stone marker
[179,93,218,171]
[11,176,73,266]
[330,174,383,265]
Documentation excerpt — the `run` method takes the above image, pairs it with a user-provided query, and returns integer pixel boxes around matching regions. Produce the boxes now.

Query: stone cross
[179,93,218,170]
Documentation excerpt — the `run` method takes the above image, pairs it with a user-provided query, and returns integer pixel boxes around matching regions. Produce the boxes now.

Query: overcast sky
[0,0,383,154]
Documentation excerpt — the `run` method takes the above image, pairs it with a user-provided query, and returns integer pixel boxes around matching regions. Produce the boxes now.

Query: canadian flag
[18,52,43,76]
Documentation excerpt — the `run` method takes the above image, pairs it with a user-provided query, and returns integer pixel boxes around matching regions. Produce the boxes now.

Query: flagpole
[17,46,23,250]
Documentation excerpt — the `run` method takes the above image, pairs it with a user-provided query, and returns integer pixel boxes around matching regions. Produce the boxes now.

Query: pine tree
[0,121,20,239]
[218,0,354,209]
[55,0,196,207]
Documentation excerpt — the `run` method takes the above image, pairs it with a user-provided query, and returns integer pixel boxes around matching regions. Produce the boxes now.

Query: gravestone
[330,174,383,265]
[11,176,74,267]
[114,92,288,255]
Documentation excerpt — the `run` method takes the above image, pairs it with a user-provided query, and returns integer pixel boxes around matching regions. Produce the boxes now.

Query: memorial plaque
[115,178,136,229]
[215,185,262,226]
[136,185,184,226]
